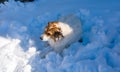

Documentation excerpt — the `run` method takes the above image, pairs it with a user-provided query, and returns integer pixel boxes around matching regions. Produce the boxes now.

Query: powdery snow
[0,37,37,72]
[0,0,120,72]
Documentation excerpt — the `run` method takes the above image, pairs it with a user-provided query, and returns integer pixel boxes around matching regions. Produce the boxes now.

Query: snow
[0,0,120,72]
[0,37,36,72]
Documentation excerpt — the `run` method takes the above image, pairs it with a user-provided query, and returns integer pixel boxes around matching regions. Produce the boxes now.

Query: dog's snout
[40,36,43,40]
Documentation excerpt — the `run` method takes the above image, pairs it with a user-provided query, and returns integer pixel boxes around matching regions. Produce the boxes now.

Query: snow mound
[0,37,36,72]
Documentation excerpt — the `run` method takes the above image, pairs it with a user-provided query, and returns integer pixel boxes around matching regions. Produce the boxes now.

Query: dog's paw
[40,51,47,59]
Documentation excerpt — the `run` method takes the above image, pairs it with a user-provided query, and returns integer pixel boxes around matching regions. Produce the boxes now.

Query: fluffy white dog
[40,15,82,56]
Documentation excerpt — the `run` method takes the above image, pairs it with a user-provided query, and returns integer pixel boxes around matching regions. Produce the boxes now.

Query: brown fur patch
[44,22,64,42]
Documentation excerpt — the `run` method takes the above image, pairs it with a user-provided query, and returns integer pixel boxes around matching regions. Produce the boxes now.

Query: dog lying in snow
[40,15,82,56]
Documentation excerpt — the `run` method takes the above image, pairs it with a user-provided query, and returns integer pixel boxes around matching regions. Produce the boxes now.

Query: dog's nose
[40,36,43,40]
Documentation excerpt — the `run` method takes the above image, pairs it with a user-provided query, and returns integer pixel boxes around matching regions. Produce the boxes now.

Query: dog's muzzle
[40,34,50,41]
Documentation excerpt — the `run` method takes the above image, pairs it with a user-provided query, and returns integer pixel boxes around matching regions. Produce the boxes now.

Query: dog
[40,14,82,55]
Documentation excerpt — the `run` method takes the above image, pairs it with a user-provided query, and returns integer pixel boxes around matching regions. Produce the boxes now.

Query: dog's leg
[59,52,64,57]
[40,48,53,59]
[44,42,50,47]
[65,44,70,48]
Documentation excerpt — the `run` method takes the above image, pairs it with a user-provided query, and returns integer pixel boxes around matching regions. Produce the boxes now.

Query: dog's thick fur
[40,15,82,54]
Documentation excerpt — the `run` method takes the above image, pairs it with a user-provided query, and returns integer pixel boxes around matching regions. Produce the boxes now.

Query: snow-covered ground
[0,0,120,72]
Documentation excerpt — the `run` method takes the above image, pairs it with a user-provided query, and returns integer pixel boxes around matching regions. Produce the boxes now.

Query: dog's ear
[48,22,58,25]
[54,32,60,37]
[54,31,64,38]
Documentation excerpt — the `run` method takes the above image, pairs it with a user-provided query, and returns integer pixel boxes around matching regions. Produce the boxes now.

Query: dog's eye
[47,33,51,35]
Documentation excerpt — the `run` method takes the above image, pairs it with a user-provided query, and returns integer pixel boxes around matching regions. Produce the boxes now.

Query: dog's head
[40,22,64,42]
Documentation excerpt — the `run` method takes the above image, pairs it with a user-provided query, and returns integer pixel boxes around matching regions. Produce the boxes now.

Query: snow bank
[0,37,36,72]
[0,0,120,72]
